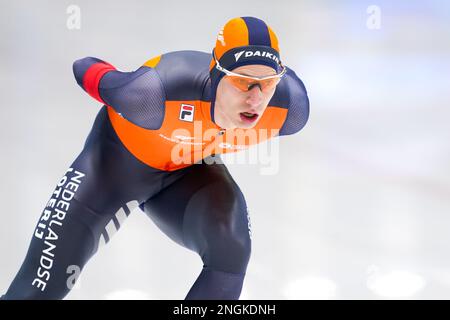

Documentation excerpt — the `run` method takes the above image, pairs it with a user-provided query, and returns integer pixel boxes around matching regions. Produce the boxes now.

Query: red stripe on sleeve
[82,62,116,104]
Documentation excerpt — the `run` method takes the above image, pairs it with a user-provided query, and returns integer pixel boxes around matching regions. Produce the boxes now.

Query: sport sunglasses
[213,51,287,93]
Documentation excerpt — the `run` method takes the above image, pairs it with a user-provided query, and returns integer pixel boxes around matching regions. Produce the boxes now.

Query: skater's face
[214,64,280,129]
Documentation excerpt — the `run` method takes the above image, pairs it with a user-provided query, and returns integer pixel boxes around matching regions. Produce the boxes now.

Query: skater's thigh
[142,160,251,260]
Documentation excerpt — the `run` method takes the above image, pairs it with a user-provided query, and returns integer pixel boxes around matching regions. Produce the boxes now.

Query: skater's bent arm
[72,57,165,129]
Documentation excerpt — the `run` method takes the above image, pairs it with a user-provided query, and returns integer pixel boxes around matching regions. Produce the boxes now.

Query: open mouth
[240,112,258,123]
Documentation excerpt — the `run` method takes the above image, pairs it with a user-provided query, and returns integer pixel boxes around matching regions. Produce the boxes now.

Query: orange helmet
[209,16,282,91]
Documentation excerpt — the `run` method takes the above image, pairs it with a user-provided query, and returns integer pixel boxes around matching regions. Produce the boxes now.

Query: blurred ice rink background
[1,0,449,299]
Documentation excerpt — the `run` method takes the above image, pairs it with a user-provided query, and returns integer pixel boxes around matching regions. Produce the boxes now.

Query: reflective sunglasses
[213,51,287,93]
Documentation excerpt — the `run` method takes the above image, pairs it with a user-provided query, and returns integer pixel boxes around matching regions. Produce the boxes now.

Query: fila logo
[179,104,194,122]
[234,50,280,63]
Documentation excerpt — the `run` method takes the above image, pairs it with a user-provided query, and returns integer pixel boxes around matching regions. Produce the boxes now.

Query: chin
[236,118,259,129]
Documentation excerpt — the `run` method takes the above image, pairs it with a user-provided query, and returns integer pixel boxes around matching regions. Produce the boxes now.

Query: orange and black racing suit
[2,50,309,299]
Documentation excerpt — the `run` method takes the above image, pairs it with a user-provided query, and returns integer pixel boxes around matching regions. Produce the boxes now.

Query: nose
[246,84,263,106]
